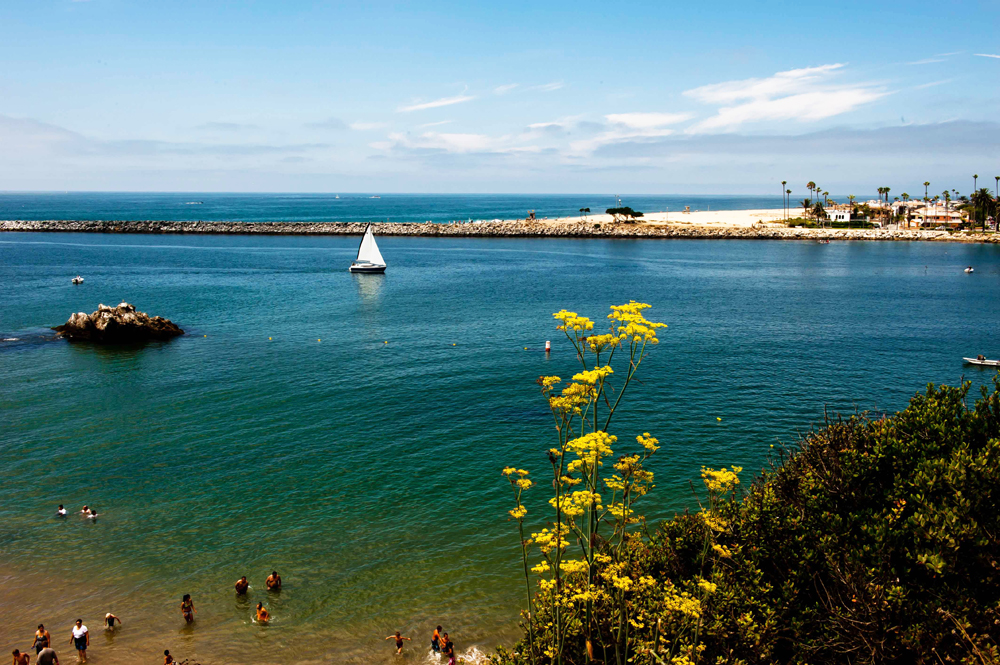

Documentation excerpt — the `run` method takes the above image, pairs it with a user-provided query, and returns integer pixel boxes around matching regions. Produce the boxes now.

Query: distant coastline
[2,217,998,242]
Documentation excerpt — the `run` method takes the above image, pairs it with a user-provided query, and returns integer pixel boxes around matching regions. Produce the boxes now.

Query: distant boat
[964,356,1000,367]
[335,195,340,199]
[369,195,381,199]
[349,224,386,273]
[71,276,84,284]
[965,266,974,273]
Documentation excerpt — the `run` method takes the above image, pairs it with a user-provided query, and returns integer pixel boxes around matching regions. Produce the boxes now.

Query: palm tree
[786,189,792,222]
[781,181,787,220]
[924,181,930,200]
[807,181,816,206]
[823,191,829,206]
[994,176,998,198]
[801,198,812,220]
[974,174,978,193]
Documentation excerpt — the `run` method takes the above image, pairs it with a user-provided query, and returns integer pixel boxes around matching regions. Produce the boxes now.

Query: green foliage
[496,380,1000,665]
[606,207,644,223]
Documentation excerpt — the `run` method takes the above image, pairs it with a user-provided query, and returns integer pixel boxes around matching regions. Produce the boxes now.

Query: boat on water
[965,266,974,273]
[71,276,84,284]
[963,356,1000,367]
[349,224,386,273]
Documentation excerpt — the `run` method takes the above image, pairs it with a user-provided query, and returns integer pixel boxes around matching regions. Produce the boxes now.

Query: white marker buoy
[545,340,551,352]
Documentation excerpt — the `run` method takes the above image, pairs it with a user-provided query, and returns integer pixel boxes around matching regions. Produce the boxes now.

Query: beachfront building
[913,205,965,228]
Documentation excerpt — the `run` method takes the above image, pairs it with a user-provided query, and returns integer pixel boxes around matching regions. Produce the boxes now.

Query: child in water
[180,594,195,623]
[385,631,411,654]
[164,649,174,664]
[431,625,443,653]
[256,602,270,623]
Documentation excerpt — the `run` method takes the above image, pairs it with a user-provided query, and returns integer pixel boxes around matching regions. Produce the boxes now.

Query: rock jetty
[2,219,997,243]
[54,302,184,343]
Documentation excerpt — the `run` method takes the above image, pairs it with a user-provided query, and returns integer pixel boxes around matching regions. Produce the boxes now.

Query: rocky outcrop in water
[54,302,184,342]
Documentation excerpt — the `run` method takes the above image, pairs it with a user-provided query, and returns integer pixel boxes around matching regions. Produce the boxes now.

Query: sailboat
[349,224,387,273]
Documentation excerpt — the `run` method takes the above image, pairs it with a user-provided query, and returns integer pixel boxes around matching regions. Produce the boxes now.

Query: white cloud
[378,130,539,154]
[606,112,695,130]
[418,120,453,128]
[494,84,519,95]
[528,82,564,92]
[913,79,951,90]
[568,112,692,154]
[396,94,475,113]
[907,58,944,65]
[349,121,387,131]
[684,64,886,133]
[974,53,1000,59]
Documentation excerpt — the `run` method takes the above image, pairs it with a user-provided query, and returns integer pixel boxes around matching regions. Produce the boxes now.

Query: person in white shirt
[57,505,67,516]
[69,620,89,662]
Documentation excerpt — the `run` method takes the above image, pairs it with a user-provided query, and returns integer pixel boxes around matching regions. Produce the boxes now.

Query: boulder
[54,302,184,342]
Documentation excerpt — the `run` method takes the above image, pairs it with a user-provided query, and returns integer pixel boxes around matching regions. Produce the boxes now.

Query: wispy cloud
[684,64,886,133]
[418,120,453,128]
[304,117,347,130]
[528,82,564,92]
[569,112,692,154]
[974,53,1000,59]
[397,94,475,113]
[935,51,963,57]
[349,121,387,131]
[907,58,944,65]
[913,79,952,90]
[375,129,541,155]
[494,84,519,95]
[195,121,257,131]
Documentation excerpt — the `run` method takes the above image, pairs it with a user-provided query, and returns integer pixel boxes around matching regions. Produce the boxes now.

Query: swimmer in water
[431,625,443,653]
[104,613,121,630]
[265,570,281,591]
[255,602,270,624]
[163,649,173,664]
[385,631,411,655]
[57,505,67,516]
[80,506,91,517]
[12,649,30,665]
[180,594,195,623]
[234,576,249,595]
[442,632,455,665]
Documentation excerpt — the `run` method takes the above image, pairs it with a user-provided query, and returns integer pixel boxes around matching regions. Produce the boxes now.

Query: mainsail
[356,225,385,266]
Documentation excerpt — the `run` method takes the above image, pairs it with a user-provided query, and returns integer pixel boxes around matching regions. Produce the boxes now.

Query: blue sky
[1,0,998,193]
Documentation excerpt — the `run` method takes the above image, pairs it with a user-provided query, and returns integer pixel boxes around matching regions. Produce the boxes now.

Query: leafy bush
[495,306,1000,665]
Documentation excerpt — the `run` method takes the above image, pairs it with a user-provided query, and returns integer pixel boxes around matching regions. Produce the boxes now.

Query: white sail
[356,225,385,266]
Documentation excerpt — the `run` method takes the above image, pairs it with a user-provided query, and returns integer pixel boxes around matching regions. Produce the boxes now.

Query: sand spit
[1,216,996,243]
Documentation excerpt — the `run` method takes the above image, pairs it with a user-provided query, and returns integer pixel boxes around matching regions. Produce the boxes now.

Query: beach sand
[526,208,786,229]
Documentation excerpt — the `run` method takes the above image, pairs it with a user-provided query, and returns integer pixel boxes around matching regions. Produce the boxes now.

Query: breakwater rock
[2,219,997,243]
[54,302,184,342]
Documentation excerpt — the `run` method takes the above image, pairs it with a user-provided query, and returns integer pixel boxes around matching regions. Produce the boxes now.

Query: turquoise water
[2,232,999,663]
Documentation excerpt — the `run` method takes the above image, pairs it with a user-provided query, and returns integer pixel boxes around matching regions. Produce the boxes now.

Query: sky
[1,0,999,194]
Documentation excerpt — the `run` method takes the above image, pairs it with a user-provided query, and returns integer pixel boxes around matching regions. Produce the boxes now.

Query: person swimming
[180,594,195,623]
[385,631,411,654]
[234,576,249,595]
[255,602,270,623]
[56,505,67,516]
[265,570,281,591]
[442,632,455,665]
[104,613,121,630]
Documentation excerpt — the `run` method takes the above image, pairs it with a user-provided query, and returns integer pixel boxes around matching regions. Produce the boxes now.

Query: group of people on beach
[386,626,457,663]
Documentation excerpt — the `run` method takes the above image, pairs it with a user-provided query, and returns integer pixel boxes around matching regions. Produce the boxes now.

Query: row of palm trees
[780,177,1000,228]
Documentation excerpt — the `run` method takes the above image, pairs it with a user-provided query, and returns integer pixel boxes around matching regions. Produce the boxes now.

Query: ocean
[1,196,998,663]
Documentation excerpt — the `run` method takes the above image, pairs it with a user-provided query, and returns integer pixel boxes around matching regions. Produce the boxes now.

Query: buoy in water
[545,340,551,352]
[717,417,722,421]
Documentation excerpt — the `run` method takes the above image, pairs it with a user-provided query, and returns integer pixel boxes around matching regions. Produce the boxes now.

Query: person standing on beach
[265,571,281,591]
[385,632,411,654]
[180,594,195,623]
[32,625,51,654]
[431,625,443,653]
[12,649,30,665]
[234,576,249,595]
[35,649,58,665]
[68,620,88,662]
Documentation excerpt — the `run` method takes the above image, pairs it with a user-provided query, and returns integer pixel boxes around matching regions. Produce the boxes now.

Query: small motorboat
[963,356,1000,367]
[349,224,387,273]
[71,276,84,284]
[965,266,974,273]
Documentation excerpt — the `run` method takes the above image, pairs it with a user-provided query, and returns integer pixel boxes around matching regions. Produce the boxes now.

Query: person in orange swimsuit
[255,603,270,623]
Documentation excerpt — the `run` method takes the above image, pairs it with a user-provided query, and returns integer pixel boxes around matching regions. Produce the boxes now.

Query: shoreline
[2,215,998,243]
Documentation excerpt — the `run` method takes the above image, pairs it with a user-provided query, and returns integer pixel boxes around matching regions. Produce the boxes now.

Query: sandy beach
[522,208,786,228]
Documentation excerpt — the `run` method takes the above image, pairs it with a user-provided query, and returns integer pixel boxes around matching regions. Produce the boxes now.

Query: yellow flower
[516,478,533,490]
[566,431,616,467]
[531,561,551,574]
[539,375,561,391]
[553,310,595,333]
[502,467,517,476]
[697,578,717,595]
[559,559,589,575]
[663,590,701,618]
[636,432,660,452]
[508,505,528,519]
[712,543,732,558]
[701,466,742,493]
[572,365,614,385]
[587,333,620,353]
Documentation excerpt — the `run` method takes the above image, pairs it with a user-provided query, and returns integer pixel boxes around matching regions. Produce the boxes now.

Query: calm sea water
[0,192,785,223]
[2,228,998,663]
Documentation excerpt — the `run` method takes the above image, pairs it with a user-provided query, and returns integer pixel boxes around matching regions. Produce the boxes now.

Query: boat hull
[349,264,386,274]
[963,357,1000,367]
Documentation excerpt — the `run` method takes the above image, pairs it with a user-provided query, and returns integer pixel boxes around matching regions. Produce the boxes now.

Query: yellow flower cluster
[531,525,570,553]
[548,381,595,415]
[559,559,589,575]
[712,543,732,558]
[699,511,728,532]
[572,365,613,385]
[502,467,530,477]
[553,310,595,333]
[549,490,603,518]
[701,466,743,493]
[663,589,702,618]
[508,505,528,519]
[531,561,551,574]
[539,375,561,391]
[608,301,667,344]
[587,333,621,353]
[697,578,717,595]
[566,431,616,467]
[636,432,660,453]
